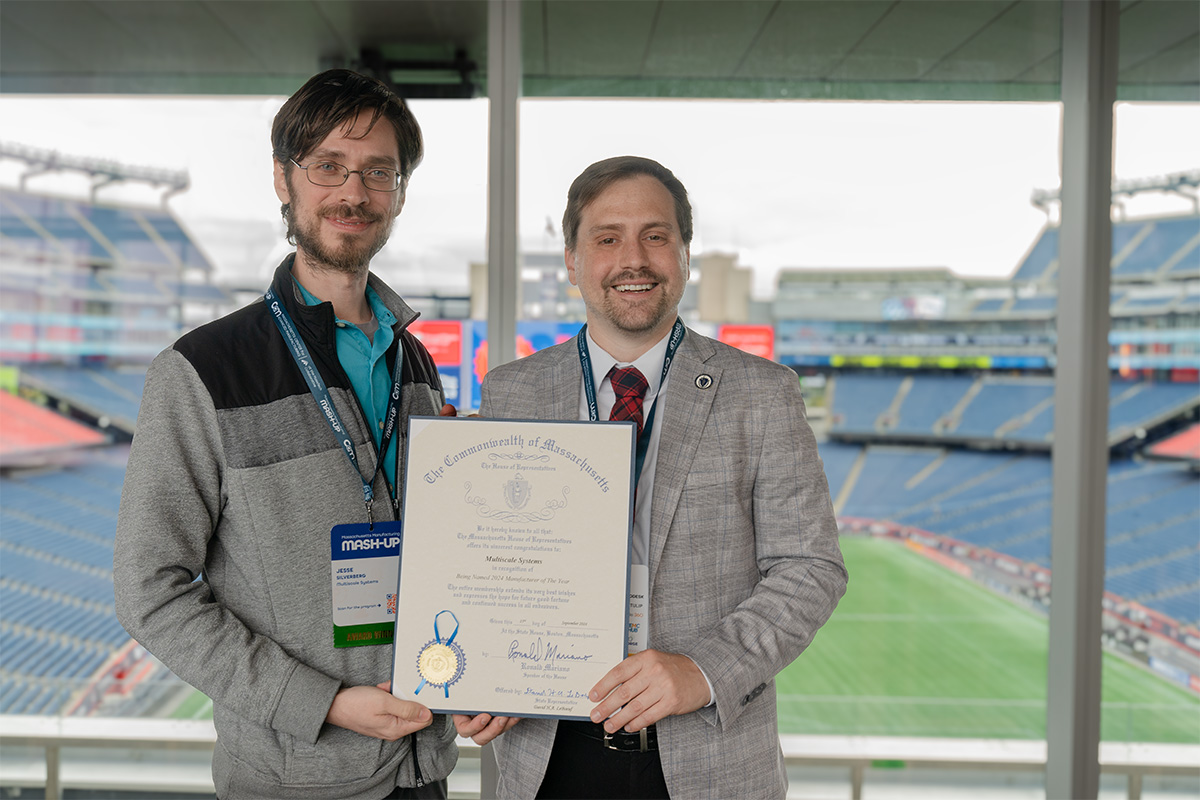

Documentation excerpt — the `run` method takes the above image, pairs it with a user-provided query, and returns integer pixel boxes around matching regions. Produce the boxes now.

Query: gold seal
[417,642,459,684]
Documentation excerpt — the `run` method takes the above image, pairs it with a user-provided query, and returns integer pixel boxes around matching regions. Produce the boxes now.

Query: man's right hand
[453,713,521,745]
[326,683,433,740]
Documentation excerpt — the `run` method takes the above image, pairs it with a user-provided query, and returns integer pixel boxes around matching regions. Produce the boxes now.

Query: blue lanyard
[265,285,402,522]
[577,319,685,488]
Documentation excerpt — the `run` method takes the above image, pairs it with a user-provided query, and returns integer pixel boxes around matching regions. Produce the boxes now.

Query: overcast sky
[0,96,1196,297]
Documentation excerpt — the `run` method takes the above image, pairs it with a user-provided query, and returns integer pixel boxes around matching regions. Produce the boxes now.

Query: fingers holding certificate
[392,417,635,719]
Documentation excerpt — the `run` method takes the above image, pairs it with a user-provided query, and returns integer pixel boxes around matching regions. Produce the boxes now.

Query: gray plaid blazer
[480,328,847,799]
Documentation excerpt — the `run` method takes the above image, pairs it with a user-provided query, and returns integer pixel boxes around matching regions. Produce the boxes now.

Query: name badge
[627,564,649,654]
[331,522,403,648]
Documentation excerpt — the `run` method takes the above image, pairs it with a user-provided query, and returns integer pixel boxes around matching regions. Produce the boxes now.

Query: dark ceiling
[1,1,1197,101]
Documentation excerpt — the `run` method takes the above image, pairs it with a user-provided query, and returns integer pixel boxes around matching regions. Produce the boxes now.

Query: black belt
[561,720,658,752]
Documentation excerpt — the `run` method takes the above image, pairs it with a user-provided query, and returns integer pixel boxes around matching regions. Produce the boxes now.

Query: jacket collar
[269,255,421,350]
[648,331,720,586]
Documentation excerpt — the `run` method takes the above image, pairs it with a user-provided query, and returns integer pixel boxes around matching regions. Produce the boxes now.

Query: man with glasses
[115,70,456,799]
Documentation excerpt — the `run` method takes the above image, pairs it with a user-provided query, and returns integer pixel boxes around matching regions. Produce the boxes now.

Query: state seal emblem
[414,610,466,699]
[504,471,531,510]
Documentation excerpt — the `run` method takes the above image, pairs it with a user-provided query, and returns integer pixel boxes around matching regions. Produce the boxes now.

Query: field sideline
[776,536,1199,743]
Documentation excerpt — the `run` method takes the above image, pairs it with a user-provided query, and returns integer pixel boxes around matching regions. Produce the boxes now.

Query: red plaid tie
[608,366,649,438]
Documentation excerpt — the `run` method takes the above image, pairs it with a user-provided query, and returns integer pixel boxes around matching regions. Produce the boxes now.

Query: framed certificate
[390,416,635,719]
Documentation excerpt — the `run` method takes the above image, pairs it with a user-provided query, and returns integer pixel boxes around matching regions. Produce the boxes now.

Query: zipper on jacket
[410,733,425,787]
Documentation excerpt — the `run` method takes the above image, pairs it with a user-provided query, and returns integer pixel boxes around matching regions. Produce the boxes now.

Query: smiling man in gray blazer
[456,156,847,799]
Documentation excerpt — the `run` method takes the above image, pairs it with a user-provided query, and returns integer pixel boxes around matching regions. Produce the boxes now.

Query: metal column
[486,0,521,370]
[1046,1,1119,798]
[482,15,521,792]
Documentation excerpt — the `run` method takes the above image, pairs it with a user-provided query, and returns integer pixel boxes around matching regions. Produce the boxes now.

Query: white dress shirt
[577,327,715,706]
[577,328,671,565]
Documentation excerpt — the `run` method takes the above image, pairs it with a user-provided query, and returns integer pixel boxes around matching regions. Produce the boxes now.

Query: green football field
[777,536,1200,743]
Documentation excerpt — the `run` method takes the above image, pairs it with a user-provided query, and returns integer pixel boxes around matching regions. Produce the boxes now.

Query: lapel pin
[695,374,713,390]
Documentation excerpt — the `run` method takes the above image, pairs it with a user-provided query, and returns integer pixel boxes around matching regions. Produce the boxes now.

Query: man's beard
[286,201,393,275]
[594,268,685,336]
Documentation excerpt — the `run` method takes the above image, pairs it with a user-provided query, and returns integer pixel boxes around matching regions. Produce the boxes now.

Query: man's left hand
[325,682,433,741]
[588,649,710,733]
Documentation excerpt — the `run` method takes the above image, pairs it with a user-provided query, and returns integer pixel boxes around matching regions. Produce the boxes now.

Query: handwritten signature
[508,637,593,665]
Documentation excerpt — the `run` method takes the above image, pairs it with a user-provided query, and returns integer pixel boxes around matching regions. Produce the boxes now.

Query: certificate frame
[390,416,635,720]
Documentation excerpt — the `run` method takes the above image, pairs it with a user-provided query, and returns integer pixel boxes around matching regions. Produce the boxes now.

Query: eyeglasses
[289,158,403,192]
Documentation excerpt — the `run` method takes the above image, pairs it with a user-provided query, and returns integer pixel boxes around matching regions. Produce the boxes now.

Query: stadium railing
[2,716,1197,800]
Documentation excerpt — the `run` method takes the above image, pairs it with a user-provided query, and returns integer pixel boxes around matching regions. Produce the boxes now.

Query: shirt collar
[584,328,672,397]
[293,274,397,329]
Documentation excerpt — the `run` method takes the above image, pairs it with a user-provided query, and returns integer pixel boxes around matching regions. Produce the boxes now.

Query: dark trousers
[535,721,669,800]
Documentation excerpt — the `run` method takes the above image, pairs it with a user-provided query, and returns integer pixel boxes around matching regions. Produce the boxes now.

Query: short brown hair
[562,156,693,251]
[272,69,424,185]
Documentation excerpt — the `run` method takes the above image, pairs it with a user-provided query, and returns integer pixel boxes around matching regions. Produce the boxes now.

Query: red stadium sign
[718,324,774,361]
[409,320,462,367]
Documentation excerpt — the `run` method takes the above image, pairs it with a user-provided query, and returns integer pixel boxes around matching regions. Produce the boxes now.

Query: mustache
[320,204,384,223]
[605,270,662,287]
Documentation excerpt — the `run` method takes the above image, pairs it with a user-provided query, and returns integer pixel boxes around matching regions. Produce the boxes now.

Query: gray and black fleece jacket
[114,257,457,800]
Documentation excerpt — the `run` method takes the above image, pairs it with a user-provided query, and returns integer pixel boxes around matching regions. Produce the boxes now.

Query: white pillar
[486,0,521,369]
[1046,1,1118,798]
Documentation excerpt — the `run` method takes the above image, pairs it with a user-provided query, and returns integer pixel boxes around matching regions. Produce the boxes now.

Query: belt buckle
[602,727,651,752]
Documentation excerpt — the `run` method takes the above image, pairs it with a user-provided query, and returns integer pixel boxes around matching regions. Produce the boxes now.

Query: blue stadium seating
[830,374,904,432]
[815,441,861,496]
[0,461,132,715]
[161,279,233,303]
[1012,227,1059,282]
[1109,383,1199,432]
[0,513,114,569]
[837,448,944,519]
[102,370,149,402]
[937,495,1052,549]
[1108,519,1200,567]
[101,273,168,298]
[0,548,114,605]
[1107,556,1198,609]
[1,193,112,263]
[881,455,1052,530]
[1105,461,1194,507]
[0,189,215,273]
[1,196,57,259]
[1005,404,1054,440]
[892,375,974,434]
[1110,220,1149,262]
[892,450,1023,517]
[1010,295,1057,313]
[954,381,1054,438]
[1166,239,1199,276]
[53,269,110,294]
[832,377,1197,446]
[828,445,1198,624]
[141,208,213,270]
[77,205,170,267]
[1122,294,1180,311]
[1009,216,1198,284]
[972,298,1007,313]
[998,535,1050,565]
[1155,590,1199,626]
[19,365,145,427]
[1115,217,1199,278]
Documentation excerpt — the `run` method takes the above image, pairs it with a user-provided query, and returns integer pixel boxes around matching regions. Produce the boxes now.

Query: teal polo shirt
[295,278,401,493]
